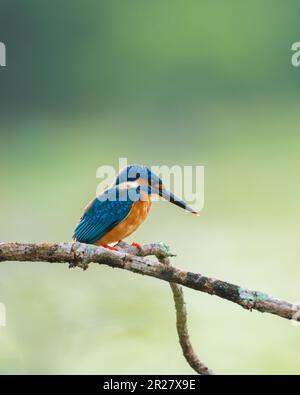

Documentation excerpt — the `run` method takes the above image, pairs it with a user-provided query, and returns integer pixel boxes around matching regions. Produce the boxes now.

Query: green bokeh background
[1,0,300,374]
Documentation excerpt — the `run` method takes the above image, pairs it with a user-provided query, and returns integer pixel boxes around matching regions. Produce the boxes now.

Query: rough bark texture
[1,240,299,375]
[158,254,213,375]
[0,241,298,322]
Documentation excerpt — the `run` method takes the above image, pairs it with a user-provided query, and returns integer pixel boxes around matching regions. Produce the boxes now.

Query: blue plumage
[73,186,133,244]
[73,164,198,247]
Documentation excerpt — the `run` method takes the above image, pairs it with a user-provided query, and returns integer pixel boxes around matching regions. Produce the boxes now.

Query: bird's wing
[73,187,133,244]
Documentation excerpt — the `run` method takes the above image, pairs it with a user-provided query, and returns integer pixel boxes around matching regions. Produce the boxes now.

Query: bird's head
[115,165,198,215]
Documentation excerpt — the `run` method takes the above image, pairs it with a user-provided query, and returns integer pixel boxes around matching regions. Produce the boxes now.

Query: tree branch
[0,241,215,374]
[1,240,299,374]
[0,241,298,323]
[118,242,213,373]
[117,242,213,374]
[157,253,213,375]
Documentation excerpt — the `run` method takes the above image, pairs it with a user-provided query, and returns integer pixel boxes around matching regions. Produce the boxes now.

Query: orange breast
[95,198,151,246]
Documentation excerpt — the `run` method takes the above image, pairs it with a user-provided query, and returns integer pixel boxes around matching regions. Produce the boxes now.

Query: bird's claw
[102,244,118,251]
[131,242,142,249]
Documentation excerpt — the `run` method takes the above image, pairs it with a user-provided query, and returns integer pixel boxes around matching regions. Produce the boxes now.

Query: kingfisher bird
[73,165,198,250]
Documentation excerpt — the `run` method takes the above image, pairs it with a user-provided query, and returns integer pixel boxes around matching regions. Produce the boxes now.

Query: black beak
[154,185,199,215]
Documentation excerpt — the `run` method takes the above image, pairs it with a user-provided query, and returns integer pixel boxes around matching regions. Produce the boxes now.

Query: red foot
[102,244,118,251]
[131,242,142,249]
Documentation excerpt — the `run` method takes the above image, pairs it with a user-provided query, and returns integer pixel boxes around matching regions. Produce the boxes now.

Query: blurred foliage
[0,0,300,374]
[0,0,300,113]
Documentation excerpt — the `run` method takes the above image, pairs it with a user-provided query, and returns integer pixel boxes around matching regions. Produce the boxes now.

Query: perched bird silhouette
[73,165,198,250]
